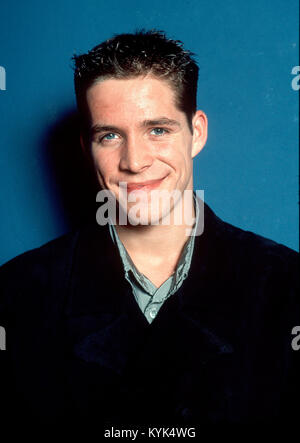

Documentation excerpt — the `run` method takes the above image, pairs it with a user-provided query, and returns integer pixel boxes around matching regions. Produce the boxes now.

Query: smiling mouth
[125,176,167,193]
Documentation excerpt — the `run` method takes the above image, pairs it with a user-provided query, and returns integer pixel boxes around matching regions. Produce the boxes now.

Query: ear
[191,110,208,158]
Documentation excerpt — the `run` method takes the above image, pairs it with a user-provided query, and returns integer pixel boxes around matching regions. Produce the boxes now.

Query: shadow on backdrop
[42,110,98,231]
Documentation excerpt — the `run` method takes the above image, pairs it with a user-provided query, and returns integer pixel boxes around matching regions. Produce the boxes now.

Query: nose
[119,134,153,173]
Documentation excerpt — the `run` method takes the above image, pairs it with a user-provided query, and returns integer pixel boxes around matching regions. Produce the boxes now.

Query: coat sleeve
[280,249,300,423]
[0,254,23,424]
[0,232,78,427]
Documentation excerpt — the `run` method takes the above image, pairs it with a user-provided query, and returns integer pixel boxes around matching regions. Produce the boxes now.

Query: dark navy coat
[0,202,299,432]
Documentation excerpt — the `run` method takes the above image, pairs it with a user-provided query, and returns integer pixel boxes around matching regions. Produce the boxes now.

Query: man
[0,30,299,431]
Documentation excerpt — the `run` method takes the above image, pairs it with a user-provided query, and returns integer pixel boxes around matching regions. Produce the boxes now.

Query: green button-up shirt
[109,192,200,323]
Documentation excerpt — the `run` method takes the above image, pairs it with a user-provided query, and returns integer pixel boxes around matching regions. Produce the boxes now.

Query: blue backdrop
[0,0,298,265]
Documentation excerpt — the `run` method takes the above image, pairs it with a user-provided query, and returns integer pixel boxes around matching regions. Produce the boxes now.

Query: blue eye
[103,133,117,140]
[98,132,120,144]
[150,128,167,136]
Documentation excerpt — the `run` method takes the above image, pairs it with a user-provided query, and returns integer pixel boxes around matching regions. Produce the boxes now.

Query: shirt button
[149,307,158,319]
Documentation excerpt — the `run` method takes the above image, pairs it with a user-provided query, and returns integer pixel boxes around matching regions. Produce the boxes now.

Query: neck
[115,191,196,261]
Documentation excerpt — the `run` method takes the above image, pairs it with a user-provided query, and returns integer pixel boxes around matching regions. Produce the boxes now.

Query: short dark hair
[72,30,199,136]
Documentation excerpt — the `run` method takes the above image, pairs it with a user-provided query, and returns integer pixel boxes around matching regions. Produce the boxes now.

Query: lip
[125,176,167,192]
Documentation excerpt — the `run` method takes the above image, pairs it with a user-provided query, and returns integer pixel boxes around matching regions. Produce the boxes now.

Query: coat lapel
[63,201,237,422]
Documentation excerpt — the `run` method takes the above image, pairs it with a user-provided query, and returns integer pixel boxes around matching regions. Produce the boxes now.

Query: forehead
[86,76,181,123]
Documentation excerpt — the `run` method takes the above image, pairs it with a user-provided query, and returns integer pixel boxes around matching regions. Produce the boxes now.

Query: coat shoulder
[1,230,80,281]
[210,205,299,269]
[0,230,80,322]
[202,204,299,302]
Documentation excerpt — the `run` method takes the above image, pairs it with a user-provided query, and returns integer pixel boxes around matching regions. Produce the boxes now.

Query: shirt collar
[108,191,200,291]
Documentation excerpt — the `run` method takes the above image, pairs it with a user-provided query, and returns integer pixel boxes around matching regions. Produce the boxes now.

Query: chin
[127,205,178,227]
[126,202,158,226]
[116,188,184,227]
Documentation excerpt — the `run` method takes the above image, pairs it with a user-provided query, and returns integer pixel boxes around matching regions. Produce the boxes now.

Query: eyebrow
[90,124,120,138]
[90,117,181,138]
[141,118,181,128]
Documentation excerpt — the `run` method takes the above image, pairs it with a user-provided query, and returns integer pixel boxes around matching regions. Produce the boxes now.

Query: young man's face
[85,75,207,225]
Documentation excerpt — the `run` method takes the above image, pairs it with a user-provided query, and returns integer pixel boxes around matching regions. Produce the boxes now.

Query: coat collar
[64,200,235,375]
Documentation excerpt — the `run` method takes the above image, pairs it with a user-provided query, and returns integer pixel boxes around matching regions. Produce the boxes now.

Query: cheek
[157,140,192,170]
[153,141,181,164]
[91,149,113,175]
